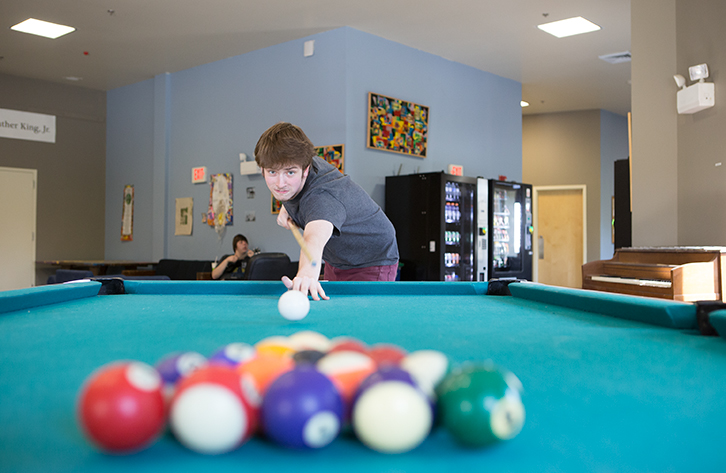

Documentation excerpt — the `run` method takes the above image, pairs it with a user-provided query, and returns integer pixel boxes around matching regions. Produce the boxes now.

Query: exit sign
[192,166,207,184]
[448,164,463,176]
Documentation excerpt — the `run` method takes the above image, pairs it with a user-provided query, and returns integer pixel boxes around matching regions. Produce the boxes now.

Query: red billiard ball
[170,364,257,454]
[367,343,408,367]
[328,337,368,354]
[77,361,166,453]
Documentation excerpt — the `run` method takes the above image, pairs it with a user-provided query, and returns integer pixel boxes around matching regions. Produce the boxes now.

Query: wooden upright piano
[582,247,726,302]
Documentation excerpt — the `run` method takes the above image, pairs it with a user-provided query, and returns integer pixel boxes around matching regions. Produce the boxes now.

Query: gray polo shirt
[283,157,399,270]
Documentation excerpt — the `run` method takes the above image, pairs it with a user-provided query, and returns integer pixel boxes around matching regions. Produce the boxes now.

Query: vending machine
[385,172,477,282]
[385,173,532,282]
[476,179,533,281]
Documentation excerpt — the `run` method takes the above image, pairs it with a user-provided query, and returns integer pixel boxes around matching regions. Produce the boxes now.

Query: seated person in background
[212,234,256,280]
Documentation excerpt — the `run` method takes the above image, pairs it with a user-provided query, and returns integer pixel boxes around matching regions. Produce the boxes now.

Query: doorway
[533,186,586,288]
[0,167,37,291]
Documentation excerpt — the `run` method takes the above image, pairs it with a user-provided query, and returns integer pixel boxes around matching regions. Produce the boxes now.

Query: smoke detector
[599,51,631,64]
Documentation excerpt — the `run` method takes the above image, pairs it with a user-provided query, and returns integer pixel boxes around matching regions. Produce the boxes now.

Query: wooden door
[534,186,586,288]
[0,167,37,291]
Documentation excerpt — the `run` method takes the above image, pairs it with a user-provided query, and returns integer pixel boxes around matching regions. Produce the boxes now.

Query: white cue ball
[278,290,310,321]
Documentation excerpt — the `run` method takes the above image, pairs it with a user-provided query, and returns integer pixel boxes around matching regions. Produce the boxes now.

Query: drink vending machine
[476,179,533,281]
[385,172,532,281]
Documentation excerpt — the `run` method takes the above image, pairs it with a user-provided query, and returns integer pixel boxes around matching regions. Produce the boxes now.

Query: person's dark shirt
[217,254,251,279]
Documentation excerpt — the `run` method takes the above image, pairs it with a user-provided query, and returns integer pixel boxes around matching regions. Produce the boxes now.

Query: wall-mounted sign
[448,164,463,176]
[0,108,56,143]
[192,166,207,184]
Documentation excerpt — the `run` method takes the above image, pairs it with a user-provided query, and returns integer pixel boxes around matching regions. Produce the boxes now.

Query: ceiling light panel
[537,16,600,38]
[11,18,76,39]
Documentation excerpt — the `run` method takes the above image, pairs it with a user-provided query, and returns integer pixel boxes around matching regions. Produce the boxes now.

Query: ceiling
[0,0,632,116]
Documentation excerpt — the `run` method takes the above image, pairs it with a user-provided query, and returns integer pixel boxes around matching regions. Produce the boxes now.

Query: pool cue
[288,221,317,267]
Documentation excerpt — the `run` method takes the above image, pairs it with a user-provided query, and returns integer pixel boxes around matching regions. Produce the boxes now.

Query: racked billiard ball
[436,365,525,447]
[352,380,432,453]
[169,365,256,454]
[77,361,166,453]
[208,342,255,367]
[261,366,343,449]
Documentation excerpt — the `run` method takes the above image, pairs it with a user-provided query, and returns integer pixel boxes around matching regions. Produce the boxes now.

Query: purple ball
[155,351,207,385]
[354,366,418,403]
[262,366,343,449]
[207,342,255,367]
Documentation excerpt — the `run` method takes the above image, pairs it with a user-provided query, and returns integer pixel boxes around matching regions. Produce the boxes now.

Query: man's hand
[281,219,333,301]
[282,275,329,301]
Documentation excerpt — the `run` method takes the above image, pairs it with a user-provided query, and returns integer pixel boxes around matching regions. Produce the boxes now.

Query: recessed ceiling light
[11,18,76,39]
[537,16,600,38]
[65,76,83,82]
[521,101,530,107]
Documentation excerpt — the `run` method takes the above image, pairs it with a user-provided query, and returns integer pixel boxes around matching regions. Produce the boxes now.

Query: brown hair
[254,122,315,170]
[232,234,248,252]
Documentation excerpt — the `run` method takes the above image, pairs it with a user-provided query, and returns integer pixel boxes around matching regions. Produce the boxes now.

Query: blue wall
[105,79,156,261]
[599,110,629,259]
[105,27,523,262]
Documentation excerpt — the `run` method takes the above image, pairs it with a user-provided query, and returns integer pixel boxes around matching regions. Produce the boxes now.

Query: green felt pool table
[2,279,726,473]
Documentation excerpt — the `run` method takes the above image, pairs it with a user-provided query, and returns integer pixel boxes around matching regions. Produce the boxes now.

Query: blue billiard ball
[261,366,343,449]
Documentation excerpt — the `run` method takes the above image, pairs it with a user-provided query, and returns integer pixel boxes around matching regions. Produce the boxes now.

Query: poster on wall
[271,195,282,215]
[206,173,233,235]
[121,185,134,241]
[367,92,428,158]
[315,144,345,173]
[175,197,193,236]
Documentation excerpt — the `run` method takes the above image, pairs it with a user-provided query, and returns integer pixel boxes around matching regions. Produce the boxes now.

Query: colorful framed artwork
[206,173,233,228]
[271,195,282,215]
[316,144,345,173]
[367,92,428,158]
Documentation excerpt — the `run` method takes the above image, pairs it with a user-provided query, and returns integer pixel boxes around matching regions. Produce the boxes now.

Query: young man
[254,122,399,300]
[211,234,255,280]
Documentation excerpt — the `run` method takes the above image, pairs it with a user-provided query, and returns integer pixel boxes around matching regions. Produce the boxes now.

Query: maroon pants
[323,262,398,282]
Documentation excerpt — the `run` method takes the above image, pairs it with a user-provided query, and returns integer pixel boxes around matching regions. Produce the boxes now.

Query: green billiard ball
[436,365,525,447]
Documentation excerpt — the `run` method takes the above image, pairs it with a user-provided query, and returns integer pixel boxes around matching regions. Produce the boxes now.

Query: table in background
[36,259,157,276]
[2,280,726,472]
